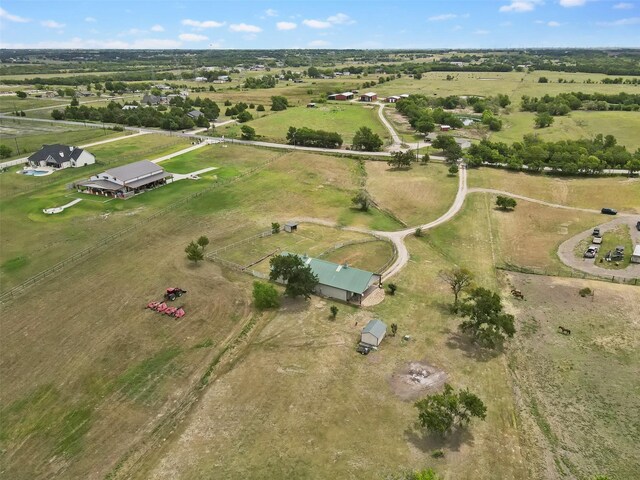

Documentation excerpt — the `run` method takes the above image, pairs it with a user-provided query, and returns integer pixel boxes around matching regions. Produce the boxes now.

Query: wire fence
[0,154,282,304]
[496,263,639,286]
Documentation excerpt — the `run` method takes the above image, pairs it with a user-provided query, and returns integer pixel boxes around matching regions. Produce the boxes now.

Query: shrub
[253,281,280,309]
[579,287,592,297]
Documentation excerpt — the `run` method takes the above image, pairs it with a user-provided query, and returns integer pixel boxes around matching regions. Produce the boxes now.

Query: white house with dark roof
[76,160,172,199]
[28,144,95,169]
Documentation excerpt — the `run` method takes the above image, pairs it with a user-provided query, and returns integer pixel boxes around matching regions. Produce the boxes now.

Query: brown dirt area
[389,361,448,401]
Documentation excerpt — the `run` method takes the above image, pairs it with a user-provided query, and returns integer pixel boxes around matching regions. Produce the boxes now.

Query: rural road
[150,140,218,165]
[376,103,403,150]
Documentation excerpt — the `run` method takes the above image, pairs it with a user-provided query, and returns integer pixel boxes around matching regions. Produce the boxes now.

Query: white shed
[361,319,387,347]
[631,244,640,264]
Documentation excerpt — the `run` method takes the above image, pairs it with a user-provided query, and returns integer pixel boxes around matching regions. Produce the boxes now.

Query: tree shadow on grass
[445,332,502,362]
[404,424,475,454]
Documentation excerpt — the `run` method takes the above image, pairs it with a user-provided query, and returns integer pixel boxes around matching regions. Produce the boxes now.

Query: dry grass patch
[366,161,459,226]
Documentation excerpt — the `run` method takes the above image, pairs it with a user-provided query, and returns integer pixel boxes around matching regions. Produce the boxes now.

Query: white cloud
[303,13,355,29]
[0,7,29,23]
[559,0,586,6]
[326,13,355,25]
[597,16,640,25]
[474,29,490,34]
[41,20,65,29]
[428,14,458,21]
[452,25,463,31]
[308,39,330,47]
[181,19,225,29]
[151,24,164,32]
[303,19,332,28]
[499,1,538,13]
[547,20,562,26]
[179,33,208,41]
[229,23,262,33]
[85,17,96,23]
[265,8,278,17]
[0,37,182,49]
[276,21,297,30]
[613,2,634,9]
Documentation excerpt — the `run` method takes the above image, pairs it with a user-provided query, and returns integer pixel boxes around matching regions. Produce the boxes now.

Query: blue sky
[0,0,639,49]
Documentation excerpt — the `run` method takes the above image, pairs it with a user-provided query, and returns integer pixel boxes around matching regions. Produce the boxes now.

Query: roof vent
[59,151,64,157]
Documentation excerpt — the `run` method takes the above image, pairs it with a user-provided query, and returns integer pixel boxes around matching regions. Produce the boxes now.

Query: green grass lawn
[489,110,640,150]
[594,224,634,269]
[217,103,390,145]
[0,96,68,113]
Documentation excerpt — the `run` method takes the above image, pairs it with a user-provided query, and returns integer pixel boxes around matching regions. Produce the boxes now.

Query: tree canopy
[269,254,318,299]
[459,287,516,349]
[415,383,487,435]
[352,126,383,152]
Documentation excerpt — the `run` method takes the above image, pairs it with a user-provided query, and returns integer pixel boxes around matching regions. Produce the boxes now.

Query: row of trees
[243,75,278,89]
[466,134,640,174]
[396,95,466,132]
[286,126,343,149]
[521,92,640,115]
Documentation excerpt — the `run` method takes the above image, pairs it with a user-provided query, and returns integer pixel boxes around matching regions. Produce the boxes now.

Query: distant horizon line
[1,47,640,51]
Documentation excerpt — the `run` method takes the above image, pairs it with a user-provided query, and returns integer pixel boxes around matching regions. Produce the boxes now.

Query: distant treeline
[467,134,640,174]
[521,92,640,115]
[286,126,343,149]
[52,97,219,131]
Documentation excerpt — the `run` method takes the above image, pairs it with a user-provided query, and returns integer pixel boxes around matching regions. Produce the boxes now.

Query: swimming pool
[21,168,52,176]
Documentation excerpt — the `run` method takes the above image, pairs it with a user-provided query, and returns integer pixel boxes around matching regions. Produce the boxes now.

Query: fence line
[205,230,273,258]
[0,154,283,304]
[496,264,639,286]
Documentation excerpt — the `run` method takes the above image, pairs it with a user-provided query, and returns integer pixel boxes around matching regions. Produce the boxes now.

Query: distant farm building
[28,145,95,170]
[360,92,378,102]
[277,253,381,304]
[361,319,387,347]
[194,76,208,82]
[440,125,451,131]
[385,96,401,103]
[122,105,138,110]
[142,93,167,105]
[187,110,204,119]
[328,92,354,101]
[631,245,640,264]
[76,160,172,199]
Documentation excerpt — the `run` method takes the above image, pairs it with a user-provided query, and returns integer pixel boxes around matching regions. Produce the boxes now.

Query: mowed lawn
[490,110,640,151]
[468,168,640,214]
[366,161,459,227]
[0,96,68,113]
[218,103,390,145]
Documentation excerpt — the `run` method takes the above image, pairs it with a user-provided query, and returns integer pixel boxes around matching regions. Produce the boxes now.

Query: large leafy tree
[415,383,487,435]
[388,150,415,169]
[269,254,318,299]
[352,126,383,152]
[459,287,516,349]
[252,281,280,310]
[495,195,517,211]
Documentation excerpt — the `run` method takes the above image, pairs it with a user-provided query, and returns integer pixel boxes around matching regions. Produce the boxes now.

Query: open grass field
[478,192,603,272]
[0,122,130,161]
[216,103,390,145]
[468,168,640,214]
[505,273,640,480]
[213,223,394,275]
[0,96,68,112]
[490,110,640,151]
[366,161,459,227]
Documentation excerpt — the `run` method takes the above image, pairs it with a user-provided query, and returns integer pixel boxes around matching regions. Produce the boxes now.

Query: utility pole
[14,137,20,155]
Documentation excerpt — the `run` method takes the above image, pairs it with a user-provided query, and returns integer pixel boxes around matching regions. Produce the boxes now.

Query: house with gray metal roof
[76,160,172,199]
[28,144,95,169]
[279,253,381,304]
[361,319,387,347]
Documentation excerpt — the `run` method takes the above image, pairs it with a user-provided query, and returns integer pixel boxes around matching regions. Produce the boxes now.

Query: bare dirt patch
[389,361,448,401]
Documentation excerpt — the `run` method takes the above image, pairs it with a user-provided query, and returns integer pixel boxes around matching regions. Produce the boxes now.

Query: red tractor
[164,287,187,301]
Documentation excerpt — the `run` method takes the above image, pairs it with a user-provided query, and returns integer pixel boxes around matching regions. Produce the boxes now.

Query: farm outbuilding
[284,222,298,233]
[28,144,95,170]
[360,92,378,102]
[276,253,381,304]
[361,319,387,347]
[631,245,640,264]
[76,160,172,199]
[328,92,354,101]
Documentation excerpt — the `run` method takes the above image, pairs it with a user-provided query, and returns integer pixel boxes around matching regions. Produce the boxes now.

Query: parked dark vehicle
[592,227,601,237]
[636,221,640,231]
[601,208,617,215]
[356,345,370,355]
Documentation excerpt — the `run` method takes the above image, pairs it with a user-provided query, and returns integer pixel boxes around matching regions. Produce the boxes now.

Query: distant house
[142,94,167,105]
[122,105,138,110]
[75,91,93,97]
[631,245,640,264]
[360,92,377,102]
[328,92,354,101]
[361,319,387,347]
[76,160,172,199]
[28,144,95,169]
[187,110,204,119]
[385,95,401,103]
[194,76,208,82]
[462,118,475,127]
[217,75,230,82]
[276,253,381,304]
[440,125,451,131]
